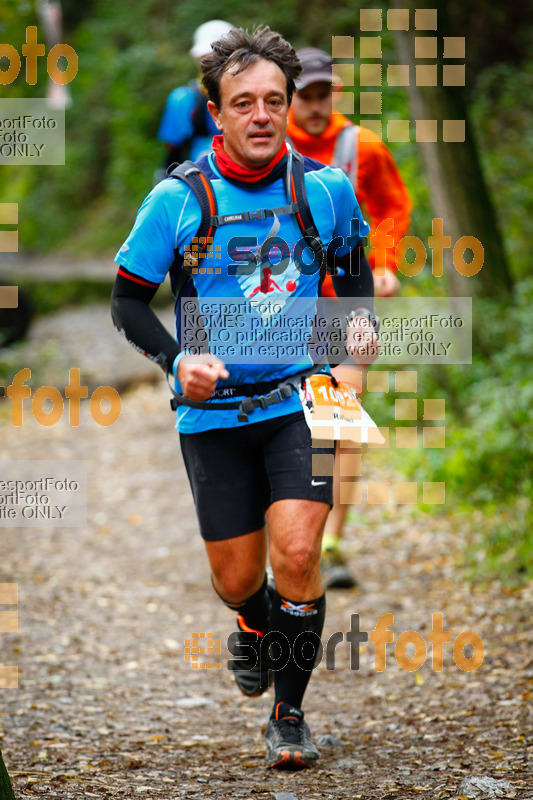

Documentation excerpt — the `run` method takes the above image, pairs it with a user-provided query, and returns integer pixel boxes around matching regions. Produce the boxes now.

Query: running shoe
[265,702,319,769]
[321,548,357,589]
[229,615,273,698]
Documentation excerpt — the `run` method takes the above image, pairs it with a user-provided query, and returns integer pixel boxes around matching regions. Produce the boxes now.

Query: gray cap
[295,47,333,90]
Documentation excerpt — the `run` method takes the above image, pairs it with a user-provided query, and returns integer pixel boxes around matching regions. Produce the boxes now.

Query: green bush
[364,278,533,581]
[470,61,533,280]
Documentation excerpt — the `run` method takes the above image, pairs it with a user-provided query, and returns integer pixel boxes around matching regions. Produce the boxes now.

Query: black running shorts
[179,411,334,541]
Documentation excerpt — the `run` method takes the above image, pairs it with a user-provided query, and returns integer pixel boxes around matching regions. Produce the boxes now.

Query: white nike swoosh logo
[311,479,327,486]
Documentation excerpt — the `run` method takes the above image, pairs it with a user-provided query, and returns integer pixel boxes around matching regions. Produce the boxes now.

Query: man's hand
[331,363,364,394]
[177,354,229,401]
[373,267,400,297]
[346,317,380,366]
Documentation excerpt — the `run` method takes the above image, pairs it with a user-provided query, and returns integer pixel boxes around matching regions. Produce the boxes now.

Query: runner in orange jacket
[287,47,412,588]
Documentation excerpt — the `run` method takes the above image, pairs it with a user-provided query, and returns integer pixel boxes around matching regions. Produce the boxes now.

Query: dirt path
[0,303,531,799]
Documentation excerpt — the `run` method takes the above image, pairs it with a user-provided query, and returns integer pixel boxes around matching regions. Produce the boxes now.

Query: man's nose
[252,100,270,124]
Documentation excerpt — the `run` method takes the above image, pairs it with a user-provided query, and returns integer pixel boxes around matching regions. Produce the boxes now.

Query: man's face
[208,58,288,169]
[291,82,332,136]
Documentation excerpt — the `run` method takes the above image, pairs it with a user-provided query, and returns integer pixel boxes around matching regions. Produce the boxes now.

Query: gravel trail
[0,302,531,799]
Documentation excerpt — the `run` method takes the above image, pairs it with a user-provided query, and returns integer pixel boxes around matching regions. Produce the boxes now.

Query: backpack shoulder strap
[188,79,209,138]
[288,151,326,281]
[332,124,359,191]
[167,160,218,295]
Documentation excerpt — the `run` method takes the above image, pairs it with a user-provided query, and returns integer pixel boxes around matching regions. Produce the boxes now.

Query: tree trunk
[0,747,16,800]
[391,0,514,297]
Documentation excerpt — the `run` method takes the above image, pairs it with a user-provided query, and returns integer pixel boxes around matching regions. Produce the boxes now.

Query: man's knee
[212,567,265,605]
[272,537,321,582]
[206,528,267,604]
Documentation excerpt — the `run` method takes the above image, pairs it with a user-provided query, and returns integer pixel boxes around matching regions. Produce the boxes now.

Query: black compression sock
[213,574,271,633]
[268,590,326,713]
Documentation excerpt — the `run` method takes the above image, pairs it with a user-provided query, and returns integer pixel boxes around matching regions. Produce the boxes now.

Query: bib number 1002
[316,384,357,407]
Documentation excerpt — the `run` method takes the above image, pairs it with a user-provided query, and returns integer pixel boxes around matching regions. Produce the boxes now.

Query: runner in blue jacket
[111,25,378,771]
[157,20,233,168]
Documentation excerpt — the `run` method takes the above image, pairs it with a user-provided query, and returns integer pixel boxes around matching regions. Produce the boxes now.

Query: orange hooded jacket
[287,109,411,297]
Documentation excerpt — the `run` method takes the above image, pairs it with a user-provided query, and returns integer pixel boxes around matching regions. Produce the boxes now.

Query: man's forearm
[110,272,180,373]
[331,246,374,315]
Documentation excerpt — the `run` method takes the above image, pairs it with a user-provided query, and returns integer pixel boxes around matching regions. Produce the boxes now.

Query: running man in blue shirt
[112,25,378,770]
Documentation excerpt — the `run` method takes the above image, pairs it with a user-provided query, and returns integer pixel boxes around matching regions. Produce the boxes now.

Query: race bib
[299,374,384,445]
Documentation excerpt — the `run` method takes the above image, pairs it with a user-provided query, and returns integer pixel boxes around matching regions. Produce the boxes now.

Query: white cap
[190,20,233,59]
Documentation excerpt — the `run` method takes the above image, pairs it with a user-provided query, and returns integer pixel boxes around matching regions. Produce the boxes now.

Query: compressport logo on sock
[280,599,318,617]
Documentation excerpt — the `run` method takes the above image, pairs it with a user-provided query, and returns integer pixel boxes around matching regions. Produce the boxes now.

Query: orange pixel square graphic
[184,632,222,670]
[360,92,382,115]
[0,584,19,688]
[395,371,417,393]
[415,37,438,59]
[443,37,466,58]
[0,286,18,308]
[387,9,409,31]
[360,37,382,59]
[350,8,465,143]
[396,427,418,449]
[423,427,446,448]
[0,584,18,604]
[360,9,382,31]
[395,399,417,420]
[424,399,445,420]
[415,9,438,30]
[325,365,449,505]
[0,609,18,633]
[367,370,389,392]
[332,36,354,58]
[0,666,18,689]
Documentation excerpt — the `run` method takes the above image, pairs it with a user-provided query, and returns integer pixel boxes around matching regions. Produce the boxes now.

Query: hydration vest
[164,148,338,420]
[167,148,329,300]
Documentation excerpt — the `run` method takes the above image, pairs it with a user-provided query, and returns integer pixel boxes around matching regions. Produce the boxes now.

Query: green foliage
[2,0,182,253]
[0,746,15,800]
[464,503,533,584]
[16,278,114,315]
[470,61,533,280]
[431,280,532,505]
[364,278,533,581]
[8,276,169,317]
[0,750,15,800]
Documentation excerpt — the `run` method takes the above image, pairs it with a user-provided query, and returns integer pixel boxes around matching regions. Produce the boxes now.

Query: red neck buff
[212,135,288,183]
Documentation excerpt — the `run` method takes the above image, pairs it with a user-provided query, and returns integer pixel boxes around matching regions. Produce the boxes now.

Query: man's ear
[207,100,223,131]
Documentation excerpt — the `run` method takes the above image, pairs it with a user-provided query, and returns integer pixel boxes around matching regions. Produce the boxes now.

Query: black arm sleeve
[330,244,374,316]
[110,271,180,373]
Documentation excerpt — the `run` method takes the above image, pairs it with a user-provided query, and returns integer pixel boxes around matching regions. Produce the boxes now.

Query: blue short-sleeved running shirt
[115,150,370,433]
[157,83,218,161]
